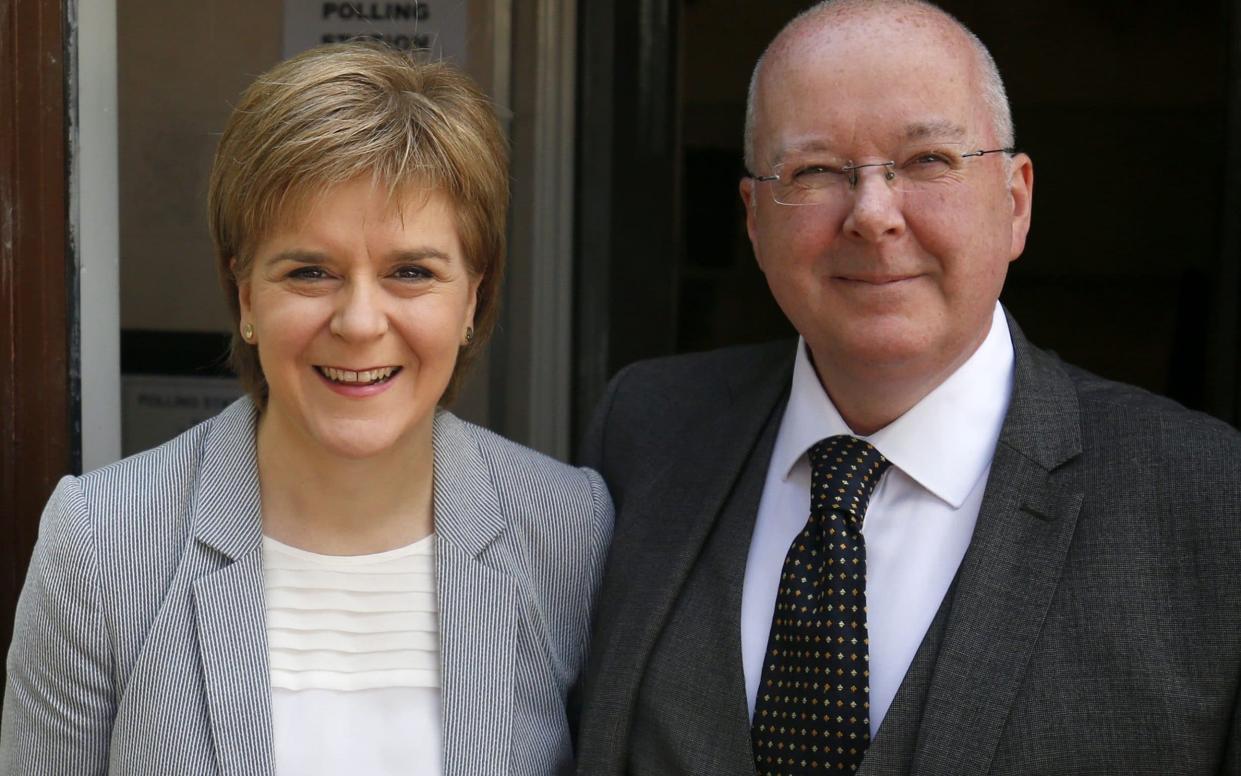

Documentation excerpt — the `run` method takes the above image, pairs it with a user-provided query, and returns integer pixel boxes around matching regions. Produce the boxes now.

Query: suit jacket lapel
[582,345,794,770]
[910,316,1085,776]
[433,411,518,776]
[190,399,277,776]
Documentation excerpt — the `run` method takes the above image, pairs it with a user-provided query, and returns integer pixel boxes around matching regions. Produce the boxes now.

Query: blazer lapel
[432,411,519,776]
[910,317,1085,776]
[190,399,277,776]
[582,345,794,769]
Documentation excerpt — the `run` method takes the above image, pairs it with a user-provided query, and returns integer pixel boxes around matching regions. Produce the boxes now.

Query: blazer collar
[189,402,512,558]
[189,402,519,775]
[193,397,264,561]
[189,398,274,775]
[430,410,519,775]
[431,409,509,559]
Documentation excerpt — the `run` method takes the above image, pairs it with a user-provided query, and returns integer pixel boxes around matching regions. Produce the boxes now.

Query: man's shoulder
[607,339,795,402]
[583,340,795,473]
[1063,361,1239,447]
[1047,358,1241,489]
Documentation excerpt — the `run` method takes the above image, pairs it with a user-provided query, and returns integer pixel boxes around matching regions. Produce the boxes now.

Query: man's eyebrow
[770,138,841,164]
[902,121,968,142]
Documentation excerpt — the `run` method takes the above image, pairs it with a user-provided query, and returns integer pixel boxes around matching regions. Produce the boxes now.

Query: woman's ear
[232,258,252,319]
[466,274,481,332]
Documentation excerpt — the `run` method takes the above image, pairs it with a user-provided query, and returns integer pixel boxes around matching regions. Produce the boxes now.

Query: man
[575,1,1241,774]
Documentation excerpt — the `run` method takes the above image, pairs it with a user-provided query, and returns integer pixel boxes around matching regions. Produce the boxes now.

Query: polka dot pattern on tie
[751,435,892,775]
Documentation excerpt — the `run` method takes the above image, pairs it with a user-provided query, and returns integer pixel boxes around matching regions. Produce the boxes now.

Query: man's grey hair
[743,0,1014,172]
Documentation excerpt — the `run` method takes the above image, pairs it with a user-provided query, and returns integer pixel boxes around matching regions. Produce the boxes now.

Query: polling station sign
[283,1,467,60]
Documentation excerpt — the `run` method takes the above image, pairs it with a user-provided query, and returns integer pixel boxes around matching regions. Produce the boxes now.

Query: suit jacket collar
[897,312,1085,776]
[583,314,1085,775]
[188,400,519,776]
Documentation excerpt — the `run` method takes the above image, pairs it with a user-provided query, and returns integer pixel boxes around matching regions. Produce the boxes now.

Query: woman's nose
[329,279,389,341]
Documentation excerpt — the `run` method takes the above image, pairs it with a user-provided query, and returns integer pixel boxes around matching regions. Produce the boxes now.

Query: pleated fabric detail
[262,534,439,692]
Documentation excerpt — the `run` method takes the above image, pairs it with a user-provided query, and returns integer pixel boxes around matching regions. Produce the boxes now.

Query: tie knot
[808,435,891,528]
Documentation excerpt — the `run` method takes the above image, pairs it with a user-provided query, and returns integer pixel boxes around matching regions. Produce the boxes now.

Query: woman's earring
[463,326,474,346]
[242,322,255,342]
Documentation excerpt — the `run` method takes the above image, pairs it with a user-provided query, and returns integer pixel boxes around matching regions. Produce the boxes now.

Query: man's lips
[834,273,921,285]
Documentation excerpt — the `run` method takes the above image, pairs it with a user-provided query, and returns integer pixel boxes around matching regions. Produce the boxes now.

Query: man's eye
[906,153,953,167]
[788,164,848,187]
[792,164,840,178]
[901,153,955,181]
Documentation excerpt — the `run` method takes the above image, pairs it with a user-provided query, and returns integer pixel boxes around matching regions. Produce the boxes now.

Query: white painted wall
[74,0,122,471]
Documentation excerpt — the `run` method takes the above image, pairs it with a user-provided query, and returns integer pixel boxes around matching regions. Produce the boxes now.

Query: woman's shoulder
[71,398,257,540]
[436,409,604,498]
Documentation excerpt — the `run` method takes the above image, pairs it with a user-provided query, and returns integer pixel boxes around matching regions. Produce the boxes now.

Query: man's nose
[841,167,907,243]
[330,279,389,341]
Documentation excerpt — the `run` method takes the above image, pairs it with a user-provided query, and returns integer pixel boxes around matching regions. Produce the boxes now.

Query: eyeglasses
[749,144,1016,206]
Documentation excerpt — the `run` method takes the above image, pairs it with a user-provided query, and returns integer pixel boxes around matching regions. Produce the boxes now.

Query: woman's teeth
[319,366,398,385]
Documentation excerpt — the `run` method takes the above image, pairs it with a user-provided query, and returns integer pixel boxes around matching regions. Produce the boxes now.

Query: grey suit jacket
[2,398,613,776]
[576,317,1241,775]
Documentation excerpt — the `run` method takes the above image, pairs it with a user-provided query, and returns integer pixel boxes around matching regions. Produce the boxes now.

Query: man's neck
[810,328,994,436]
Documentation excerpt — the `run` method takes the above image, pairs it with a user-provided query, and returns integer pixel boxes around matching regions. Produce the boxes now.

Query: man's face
[741,16,1033,390]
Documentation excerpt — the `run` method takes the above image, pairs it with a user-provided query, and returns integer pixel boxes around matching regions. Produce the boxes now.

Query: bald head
[743,0,1013,172]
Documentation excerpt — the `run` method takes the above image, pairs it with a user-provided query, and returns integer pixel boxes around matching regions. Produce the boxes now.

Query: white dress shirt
[741,303,1014,737]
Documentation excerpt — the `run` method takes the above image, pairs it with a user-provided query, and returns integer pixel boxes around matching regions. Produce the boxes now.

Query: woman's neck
[254,407,435,556]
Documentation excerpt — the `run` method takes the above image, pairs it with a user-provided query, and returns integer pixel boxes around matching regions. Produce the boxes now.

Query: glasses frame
[749,147,1017,205]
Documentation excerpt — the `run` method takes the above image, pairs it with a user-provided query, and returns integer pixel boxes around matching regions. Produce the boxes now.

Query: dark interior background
[576,0,1241,440]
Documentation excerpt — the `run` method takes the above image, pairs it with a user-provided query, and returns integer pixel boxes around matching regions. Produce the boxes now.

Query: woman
[1,44,611,775]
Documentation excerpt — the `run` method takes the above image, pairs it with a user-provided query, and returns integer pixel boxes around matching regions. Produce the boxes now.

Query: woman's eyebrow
[389,248,453,262]
[263,249,329,266]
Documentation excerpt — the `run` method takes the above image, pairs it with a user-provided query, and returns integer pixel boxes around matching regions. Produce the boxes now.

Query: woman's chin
[302,421,420,462]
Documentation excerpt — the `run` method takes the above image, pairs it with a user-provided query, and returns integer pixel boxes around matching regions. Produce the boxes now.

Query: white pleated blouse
[262,533,442,776]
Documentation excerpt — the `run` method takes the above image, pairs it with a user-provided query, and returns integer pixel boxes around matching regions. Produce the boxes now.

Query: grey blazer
[2,398,613,776]
[576,315,1241,775]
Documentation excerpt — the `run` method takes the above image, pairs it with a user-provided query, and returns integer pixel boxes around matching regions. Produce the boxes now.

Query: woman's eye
[288,266,329,281]
[391,265,432,281]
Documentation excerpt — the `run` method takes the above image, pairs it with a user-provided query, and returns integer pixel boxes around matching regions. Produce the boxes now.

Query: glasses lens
[890,144,966,191]
[765,143,988,203]
[771,163,849,205]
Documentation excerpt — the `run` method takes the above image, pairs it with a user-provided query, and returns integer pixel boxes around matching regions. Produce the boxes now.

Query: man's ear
[740,177,762,262]
[1006,153,1034,262]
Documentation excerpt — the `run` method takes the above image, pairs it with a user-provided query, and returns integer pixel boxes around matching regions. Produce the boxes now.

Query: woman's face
[237,177,478,460]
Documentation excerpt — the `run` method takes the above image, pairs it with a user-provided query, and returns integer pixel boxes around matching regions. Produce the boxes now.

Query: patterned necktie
[752,435,892,775]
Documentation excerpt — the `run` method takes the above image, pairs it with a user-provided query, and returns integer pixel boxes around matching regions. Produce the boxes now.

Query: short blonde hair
[208,42,509,405]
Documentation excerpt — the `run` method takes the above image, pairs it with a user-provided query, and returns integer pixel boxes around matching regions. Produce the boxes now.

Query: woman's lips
[313,365,403,397]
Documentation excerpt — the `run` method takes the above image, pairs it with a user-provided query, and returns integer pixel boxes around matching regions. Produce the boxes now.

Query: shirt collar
[773,303,1014,508]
